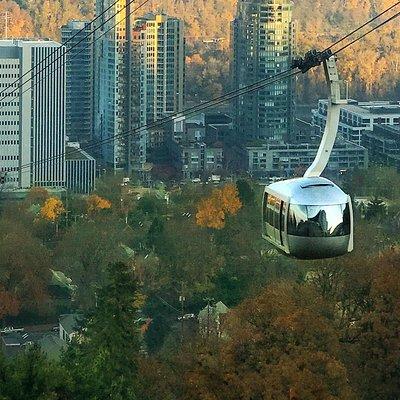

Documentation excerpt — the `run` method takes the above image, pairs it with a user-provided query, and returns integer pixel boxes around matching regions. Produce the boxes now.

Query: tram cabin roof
[266,177,349,206]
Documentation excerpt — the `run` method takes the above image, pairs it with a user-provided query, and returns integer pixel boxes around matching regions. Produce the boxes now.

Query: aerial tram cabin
[262,54,354,259]
[262,177,353,259]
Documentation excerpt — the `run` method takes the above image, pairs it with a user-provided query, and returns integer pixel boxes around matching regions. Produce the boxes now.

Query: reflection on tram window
[288,205,308,236]
[264,194,281,229]
[288,203,351,237]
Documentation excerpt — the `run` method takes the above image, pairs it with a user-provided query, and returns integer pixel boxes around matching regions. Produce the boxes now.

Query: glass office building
[231,0,295,143]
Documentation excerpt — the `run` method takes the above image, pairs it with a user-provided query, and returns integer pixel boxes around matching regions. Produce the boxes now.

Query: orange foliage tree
[40,197,65,222]
[180,283,355,400]
[196,184,242,229]
[86,194,112,214]
[0,286,20,320]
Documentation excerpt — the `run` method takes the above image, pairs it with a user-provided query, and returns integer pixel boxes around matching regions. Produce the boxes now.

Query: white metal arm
[304,57,347,178]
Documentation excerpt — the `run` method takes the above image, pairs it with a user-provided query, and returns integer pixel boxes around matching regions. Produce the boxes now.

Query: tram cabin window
[288,203,350,237]
[264,193,285,232]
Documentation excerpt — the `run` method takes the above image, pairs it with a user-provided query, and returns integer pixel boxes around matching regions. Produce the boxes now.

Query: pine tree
[63,262,141,400]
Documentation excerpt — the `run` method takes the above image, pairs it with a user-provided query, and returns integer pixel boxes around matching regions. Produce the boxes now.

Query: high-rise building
[132,13,185,125]
[93,0,135,171]
[93,3,185,174]
[231,0,295,143]
[131,13,185,173]
[0,40,65,190]
[61,20,94,145]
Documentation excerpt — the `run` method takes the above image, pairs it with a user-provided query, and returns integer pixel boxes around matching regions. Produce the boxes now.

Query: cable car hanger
[262,53,354,259]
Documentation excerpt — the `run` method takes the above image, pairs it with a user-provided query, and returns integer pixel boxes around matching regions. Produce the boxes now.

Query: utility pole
[179,281,185,345]
[1,11,10,39]
[204,297,214,339]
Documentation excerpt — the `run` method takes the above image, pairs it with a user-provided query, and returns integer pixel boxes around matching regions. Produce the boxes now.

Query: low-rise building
[170,141,224,180]
[244,140,368,177]
[1,327,64,359]
[168,113,224,179]
[198,301,229,338]
[362,124,400,171]
[65,142,96,194]
[312,99,400,145]
[59,314,83,342]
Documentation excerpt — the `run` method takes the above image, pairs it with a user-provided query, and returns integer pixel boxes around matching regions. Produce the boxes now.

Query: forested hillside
[1,0,399,100]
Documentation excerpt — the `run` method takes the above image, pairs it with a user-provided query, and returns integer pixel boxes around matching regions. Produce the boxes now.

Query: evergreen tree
[0,346,72,400]
[63,262,141,400]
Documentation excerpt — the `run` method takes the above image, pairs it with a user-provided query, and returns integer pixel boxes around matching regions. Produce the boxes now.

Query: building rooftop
[246,140,365,151]
[37,333,66,360]
[61,20,91,30]
[59,314,83,336]
[1,327,64,359]
[0,39,61,47]
[66,143,95,161]
[318,99,400,116]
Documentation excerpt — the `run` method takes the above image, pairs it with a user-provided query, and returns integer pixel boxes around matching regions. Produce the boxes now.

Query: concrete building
[171,141,224,180]
[65,142,96,194]
[168,114,224,179]
[312,99,400,145]
[61,20,94,145]
[132,13,185,125]
[131,13,185,170]
[231,0,295,142]
[244,140,368,177]
[0,40,65,191]
[362,124,400,171]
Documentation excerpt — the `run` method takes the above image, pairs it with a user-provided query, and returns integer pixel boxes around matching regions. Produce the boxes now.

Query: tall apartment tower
[232,0,295,143]
[93,0,136,171]
[61,20,94,145]
[94,3,186,173]
[0,40,65,190]
[132,13,185,125]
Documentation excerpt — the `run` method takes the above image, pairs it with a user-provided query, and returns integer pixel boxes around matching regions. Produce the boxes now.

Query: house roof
[59,314,83,335]
[37,333,66,360]
[198,302,229,320]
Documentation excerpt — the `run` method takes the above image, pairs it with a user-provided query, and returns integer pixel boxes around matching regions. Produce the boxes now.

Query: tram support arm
[304,57,348,178]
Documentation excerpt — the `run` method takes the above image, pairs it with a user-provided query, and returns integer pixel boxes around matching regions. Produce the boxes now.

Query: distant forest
[2,0,399,101]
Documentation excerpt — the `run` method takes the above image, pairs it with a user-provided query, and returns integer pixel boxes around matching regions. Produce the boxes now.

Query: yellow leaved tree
[86,194,112,214]
[40,197,65,222]
[196,184,242,229]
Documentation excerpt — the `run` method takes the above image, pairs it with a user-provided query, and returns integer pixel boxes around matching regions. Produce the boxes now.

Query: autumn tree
[196,184,242,229]
[179,283,355,400]
[40,197,65,222]
[0,217,52,317]
[0,1,35,38]
[0,286,20,321]
[86,194,111,214]
[54,217,130,309]
[347,247,400,399]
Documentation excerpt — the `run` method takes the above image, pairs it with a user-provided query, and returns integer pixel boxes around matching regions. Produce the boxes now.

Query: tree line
[0,0,398,102]
[0,166,400,398]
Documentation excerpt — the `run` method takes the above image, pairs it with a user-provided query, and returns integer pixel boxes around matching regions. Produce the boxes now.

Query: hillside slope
[3,0,400,99]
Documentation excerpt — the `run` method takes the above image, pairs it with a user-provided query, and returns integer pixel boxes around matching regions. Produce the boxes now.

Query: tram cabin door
[263,192,288,251]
